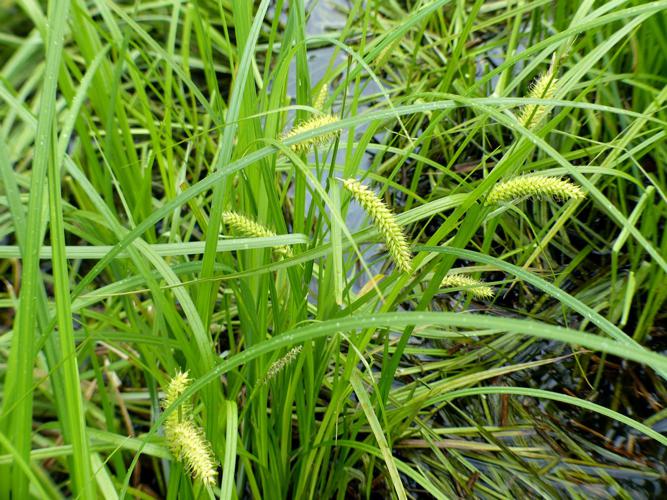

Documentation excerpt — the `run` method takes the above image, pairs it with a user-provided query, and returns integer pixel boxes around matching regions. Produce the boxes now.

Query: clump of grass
[222,211,292,257]
[486,176,585,204]
[518,71,558,128]
[281,114,339,153]
[162,372,217,486]
[2,0,666,498]
[441,274,494,299]
[342,178,413,274]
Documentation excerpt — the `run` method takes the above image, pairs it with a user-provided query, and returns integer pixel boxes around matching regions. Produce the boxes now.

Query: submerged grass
[0,0,666,497]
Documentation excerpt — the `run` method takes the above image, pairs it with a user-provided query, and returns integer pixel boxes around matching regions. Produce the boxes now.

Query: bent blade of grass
[396,354,578,408]
[91,453,119,500]
[0,429,170,465]
[0,432,49,499]
[221,400,238,500]
[421,246,660,353]
[56,45,110,163]
[440,387,667,448]
[349,371,407,500]
[0,235,308,259]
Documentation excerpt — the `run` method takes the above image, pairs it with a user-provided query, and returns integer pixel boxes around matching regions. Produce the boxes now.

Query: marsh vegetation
[1,0,666,498]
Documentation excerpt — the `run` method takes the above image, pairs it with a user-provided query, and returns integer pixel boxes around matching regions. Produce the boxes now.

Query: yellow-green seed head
[162,371,193,428]
[313,85,328,110]
[518,72,558,129]
[163,371,190,410]
[264,346,302,383]
[342,178,413,274]
[486,176,585,205]
[281,114,339,153]
[166,421,217,486]
[162,372,217,486]
[374,38,402,70]
[441,274,494,299]
[222,211,292,258]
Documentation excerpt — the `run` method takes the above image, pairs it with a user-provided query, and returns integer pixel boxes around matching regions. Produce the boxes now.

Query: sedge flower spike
[441,274,494,299]
[373,33,403,70]
[313,85,328,111]
[342,178,413,274]
[264,346,302,384]
[167,422,217,486]
[518,71,558,129]
[222,211,292,258]
[163,371,192,419]
[486,176,585,205]
[375,40,400,69]
[281,114,339,153]
[162,372,217,486]
[163,371,190,409]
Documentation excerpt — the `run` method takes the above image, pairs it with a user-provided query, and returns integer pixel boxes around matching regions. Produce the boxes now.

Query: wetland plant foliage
[0,0,666,498]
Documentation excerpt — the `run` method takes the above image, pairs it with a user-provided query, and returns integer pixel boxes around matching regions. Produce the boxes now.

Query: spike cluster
[264,346,302,384]
[166,422,218,487]
[441,274,494,299]
[486,176,585,205]
[518,72,558,129]
[163,371,192,416]
[342,178,413,274]
[374,38,402,70]
[281,114,339,153]
[313,85,328,111]
[162,372,217,486]
[222,211,292,258]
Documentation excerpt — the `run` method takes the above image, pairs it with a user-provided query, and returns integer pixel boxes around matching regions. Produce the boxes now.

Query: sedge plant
[0,0,666,498]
